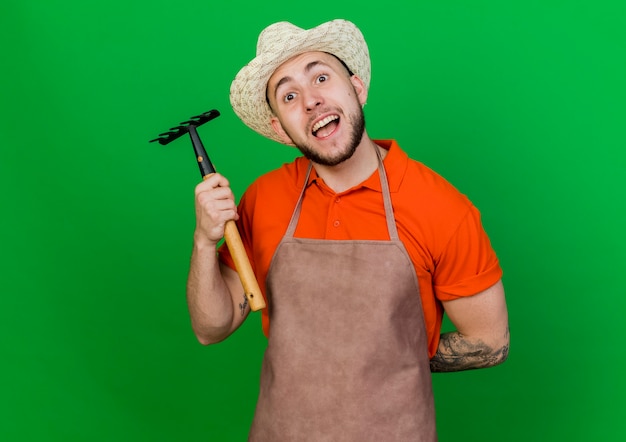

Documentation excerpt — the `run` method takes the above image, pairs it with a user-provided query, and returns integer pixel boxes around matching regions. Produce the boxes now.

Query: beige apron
[249,148,437,441]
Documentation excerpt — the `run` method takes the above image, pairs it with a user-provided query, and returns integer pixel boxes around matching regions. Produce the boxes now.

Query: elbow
[195,332,226,346]
[490,341,509,367]
[468,327,510,370]
[192,323,231,346]
[489,328,510,367]
[196,334,216,346]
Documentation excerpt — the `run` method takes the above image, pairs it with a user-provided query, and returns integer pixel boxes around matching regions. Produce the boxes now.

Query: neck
[313,133,386,193]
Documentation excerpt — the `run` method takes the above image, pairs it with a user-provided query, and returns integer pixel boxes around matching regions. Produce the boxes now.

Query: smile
[312,115,340,137]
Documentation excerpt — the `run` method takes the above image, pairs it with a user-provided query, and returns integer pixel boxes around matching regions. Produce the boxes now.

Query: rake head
[149,109,221,178]
[149,109,220,145]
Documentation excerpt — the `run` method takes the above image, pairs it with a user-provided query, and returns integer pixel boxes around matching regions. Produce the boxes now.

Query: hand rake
[150,110,266,312]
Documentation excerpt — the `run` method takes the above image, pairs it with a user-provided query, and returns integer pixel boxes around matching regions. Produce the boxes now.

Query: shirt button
[335,197,341,203]
[333,220,340,227]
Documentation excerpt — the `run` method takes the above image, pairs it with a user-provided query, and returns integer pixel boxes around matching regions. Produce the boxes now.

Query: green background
[2,1,624,440]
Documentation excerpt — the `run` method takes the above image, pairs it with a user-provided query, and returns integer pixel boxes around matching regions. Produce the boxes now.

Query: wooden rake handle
[202,174,266,312]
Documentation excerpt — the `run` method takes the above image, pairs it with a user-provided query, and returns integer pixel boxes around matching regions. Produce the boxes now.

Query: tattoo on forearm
[239,293,249,316]
[430,326,510,373]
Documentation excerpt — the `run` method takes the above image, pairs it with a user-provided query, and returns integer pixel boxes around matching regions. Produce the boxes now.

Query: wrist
[193,231,220,251]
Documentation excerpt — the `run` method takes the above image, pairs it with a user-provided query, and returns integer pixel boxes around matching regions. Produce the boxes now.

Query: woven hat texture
[229,19,371,144]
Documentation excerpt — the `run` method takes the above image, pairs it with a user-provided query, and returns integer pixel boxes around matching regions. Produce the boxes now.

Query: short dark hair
[328,53,355,77]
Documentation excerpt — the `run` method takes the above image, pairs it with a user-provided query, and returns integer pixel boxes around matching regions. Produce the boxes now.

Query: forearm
[186,238,238,345]
[430,327,510,373]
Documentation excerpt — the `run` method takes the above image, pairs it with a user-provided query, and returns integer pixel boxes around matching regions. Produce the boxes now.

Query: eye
[283,92,296,103]
[316,74,328,84]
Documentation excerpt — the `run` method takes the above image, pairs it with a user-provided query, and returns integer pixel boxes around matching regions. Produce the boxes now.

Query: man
[187,19,509,441]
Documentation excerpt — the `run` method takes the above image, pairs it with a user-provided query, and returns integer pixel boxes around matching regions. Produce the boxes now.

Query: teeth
[312,115,338,133]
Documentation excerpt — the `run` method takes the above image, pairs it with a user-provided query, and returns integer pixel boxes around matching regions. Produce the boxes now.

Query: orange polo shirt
[219,139,502,358]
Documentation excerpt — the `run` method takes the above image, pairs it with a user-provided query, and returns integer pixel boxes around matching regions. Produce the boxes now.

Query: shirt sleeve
[432,204,503,301]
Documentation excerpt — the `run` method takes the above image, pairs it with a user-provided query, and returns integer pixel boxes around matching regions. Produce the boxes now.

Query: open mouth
[311,115,339,138]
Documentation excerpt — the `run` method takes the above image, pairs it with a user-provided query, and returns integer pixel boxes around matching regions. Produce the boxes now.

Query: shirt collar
[300,139,408,193]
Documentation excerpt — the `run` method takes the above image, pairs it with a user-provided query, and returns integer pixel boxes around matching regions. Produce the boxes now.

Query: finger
[197,173,230,190]
[196,186,236,208]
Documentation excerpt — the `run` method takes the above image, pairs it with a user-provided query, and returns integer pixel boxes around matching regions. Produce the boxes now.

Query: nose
[303,88,323,112]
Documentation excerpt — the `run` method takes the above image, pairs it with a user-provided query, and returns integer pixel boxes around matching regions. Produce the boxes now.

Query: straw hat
[229,19,371,144]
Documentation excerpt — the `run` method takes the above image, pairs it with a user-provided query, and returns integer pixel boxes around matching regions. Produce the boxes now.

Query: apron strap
[285,144,399,241]
[284,163,312,238]
[375,144,400,241]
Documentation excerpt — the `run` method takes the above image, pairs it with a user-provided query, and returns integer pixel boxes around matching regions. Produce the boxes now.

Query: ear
[270,116,295,145]
[350,74,368,106]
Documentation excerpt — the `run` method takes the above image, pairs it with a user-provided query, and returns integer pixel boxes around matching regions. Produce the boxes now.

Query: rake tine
[149,110,221,146]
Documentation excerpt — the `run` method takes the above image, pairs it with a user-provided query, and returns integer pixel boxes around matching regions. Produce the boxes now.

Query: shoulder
[385,140,480,255]
[406,158,471,209]
[243,157,306,200]
[384,140,473,214]
[238,157,309,227]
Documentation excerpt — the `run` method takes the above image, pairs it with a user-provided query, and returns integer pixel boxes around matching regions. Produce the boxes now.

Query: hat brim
[230,19,371,144]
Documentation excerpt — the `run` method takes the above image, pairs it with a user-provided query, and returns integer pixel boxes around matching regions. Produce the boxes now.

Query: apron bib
[249,147,437,441]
